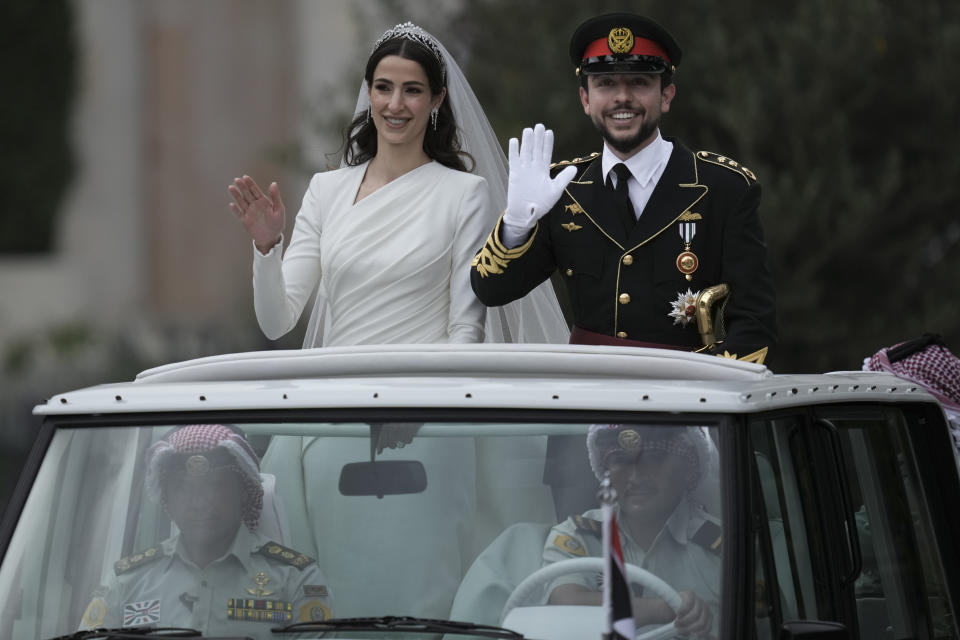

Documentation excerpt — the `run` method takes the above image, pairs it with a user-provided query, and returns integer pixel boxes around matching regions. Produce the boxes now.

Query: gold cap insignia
[185,454,210,476]
[617,428,641,450]
[608,27,634,54]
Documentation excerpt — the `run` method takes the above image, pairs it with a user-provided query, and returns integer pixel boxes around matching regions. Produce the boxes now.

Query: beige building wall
[0,0,358,343]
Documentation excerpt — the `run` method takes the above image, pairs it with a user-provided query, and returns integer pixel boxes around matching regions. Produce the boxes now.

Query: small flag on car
[601,473,634,640]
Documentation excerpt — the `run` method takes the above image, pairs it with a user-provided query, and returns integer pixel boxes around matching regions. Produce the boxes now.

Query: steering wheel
[501,557,683,640]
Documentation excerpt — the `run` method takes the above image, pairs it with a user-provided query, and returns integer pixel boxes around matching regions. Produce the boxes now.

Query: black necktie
[608,163,636,233]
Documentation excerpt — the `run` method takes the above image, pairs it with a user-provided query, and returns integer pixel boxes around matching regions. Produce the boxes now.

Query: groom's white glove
[502,123,578,238]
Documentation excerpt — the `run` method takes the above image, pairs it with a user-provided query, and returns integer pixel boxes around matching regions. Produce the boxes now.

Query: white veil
[304,25,569,346]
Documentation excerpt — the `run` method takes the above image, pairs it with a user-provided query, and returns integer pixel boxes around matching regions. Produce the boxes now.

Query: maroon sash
[569,326,689,351]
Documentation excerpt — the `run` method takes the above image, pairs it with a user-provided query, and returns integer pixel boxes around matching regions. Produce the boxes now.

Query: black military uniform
[471,13,776,364]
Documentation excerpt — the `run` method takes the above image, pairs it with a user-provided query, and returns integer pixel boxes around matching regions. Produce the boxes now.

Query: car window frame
[746,400,960,639]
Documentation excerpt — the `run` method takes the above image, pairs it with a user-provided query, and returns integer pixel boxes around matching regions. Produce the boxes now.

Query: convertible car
[1,344,958,639]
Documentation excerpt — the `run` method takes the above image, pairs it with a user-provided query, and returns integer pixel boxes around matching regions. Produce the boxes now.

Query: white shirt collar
[601,131,672,188]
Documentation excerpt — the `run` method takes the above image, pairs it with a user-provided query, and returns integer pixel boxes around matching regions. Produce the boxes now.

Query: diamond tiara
[372,21,446,82]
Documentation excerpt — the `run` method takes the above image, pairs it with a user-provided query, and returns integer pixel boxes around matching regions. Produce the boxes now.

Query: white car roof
[34,344,935,416]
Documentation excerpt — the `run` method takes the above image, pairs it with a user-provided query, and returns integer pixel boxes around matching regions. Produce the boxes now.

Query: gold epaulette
[696,150,758,182]
[690,519,722,555]
[114,545,163,575]
[471,215,538,277]
[259,541,316,570]
[550,152,599,169]
[573,515,602,537]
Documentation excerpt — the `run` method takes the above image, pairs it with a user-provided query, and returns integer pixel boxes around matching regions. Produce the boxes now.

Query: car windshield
[0,419,725,639]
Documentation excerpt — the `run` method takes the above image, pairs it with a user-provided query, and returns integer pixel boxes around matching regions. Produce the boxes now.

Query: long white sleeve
[447,177,489,343]
[252,174,324,340]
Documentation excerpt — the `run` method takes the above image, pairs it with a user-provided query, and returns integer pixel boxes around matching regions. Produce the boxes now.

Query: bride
[228,22,566,621]
[229,23,566,347]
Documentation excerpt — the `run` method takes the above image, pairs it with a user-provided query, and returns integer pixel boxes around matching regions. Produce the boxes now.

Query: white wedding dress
[252,160,489,346]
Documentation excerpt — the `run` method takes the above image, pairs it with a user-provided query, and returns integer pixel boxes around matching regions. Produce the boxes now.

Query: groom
[471,12,776,365]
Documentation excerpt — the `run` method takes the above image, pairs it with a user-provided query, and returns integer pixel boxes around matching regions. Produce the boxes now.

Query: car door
[749,402,960,639]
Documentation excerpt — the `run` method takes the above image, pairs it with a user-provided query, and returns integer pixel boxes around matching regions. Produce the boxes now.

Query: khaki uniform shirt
[542,502,721,628]
[79,527,333,639]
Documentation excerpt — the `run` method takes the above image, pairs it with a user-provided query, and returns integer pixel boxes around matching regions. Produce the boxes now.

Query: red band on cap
[582,36,670,64]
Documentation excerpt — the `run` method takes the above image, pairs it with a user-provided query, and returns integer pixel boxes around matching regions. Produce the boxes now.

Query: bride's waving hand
[229,175,286,255]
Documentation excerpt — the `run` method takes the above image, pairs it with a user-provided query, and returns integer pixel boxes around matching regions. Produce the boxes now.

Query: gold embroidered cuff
[472,214,538,277]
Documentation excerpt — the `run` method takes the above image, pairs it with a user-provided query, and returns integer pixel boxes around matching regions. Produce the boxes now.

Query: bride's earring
[431,108,438,130]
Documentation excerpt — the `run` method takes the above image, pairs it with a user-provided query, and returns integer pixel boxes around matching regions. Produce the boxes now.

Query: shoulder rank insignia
[573,515,602,537]
[561,222,583,232]
[114,545,163,575]
[551,151,599,169]
[690,519,722,555]
[696,150,757,182]
[260,542,316,570]
[552,534,586,556]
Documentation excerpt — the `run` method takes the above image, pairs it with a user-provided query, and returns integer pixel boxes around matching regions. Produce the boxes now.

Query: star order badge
[669,288,699,327]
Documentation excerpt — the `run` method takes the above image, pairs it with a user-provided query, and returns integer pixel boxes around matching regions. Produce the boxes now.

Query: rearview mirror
[339,460,427,498]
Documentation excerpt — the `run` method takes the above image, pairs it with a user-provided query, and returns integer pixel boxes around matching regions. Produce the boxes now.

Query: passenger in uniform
[78,424,332,637]
[542,424,720,636]
[471,12,776,365]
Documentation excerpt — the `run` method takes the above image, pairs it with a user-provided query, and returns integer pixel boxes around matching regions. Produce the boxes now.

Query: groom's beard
[594,112,660,156]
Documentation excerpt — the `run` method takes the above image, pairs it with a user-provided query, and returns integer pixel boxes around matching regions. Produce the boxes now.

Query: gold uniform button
[617,331,628,339]
[618,293,630,304]
[622,255,633,266]
[565,268,574,276]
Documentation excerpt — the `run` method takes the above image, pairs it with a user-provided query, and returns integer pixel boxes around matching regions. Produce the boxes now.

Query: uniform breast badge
[564,203,585,215]
[669,288,699,327]
[247,571,275,597]
[676,213,701,281]
[561,222,583,232]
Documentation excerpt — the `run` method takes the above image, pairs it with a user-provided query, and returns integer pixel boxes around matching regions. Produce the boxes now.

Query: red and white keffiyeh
[864,335,960,412]
[145,424,264,529]
[864,334,960,454]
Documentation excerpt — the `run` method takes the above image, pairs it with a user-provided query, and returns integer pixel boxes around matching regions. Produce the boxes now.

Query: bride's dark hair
[343,37,473,172]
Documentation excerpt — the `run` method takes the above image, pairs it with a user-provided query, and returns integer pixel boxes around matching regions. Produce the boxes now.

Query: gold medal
[676,250,699,281]
[677,219,699,281]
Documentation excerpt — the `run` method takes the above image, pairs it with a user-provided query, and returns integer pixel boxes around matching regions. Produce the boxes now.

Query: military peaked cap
[569,13,682,76]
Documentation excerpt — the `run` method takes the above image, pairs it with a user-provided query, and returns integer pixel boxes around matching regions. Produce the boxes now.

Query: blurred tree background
[386,0,960,372]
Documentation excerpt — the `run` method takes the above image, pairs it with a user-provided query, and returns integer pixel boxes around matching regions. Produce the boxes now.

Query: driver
[78,424,333,637]
[542,424,720,636]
